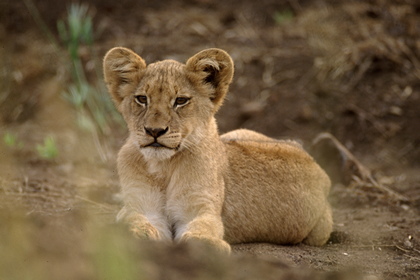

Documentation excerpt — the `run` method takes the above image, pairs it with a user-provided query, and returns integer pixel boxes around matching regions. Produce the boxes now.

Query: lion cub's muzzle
[144,126,169,148]
[141,126,181,150]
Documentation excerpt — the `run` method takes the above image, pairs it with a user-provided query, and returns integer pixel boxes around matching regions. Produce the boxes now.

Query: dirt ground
[1,0,419,279]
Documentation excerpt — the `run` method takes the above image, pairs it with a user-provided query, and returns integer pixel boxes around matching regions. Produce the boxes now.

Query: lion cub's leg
[175,214,231,254]
[117,185,172,242]
[167,178,231,254]
[303,205,333,246]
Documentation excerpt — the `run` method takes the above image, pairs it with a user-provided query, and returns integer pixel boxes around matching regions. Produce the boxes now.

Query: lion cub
[103,47,332,254]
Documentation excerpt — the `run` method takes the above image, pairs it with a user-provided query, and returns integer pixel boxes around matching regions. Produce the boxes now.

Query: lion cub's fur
[103,47,333,253]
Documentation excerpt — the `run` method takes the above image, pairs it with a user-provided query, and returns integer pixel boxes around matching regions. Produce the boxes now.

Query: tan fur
[103,47,333,254]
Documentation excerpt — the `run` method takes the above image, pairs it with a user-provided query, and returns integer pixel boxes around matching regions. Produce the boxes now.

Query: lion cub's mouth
[139,139,181,161]
[138,131,183,154]
[143,141,179,150]
[143,141,171,149]
[146,141,166,148]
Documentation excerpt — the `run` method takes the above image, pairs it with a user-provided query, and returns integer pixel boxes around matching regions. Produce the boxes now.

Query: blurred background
[0,0,419,279]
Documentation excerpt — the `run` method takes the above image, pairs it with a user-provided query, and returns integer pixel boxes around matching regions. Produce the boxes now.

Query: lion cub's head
[103,47,234,161]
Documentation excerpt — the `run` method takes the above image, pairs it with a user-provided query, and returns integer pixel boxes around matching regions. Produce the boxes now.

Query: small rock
[389,106,403,116]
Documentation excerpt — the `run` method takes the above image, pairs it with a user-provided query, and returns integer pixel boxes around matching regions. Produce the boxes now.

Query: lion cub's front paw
[130,220,161,241]
[179,232,231,255]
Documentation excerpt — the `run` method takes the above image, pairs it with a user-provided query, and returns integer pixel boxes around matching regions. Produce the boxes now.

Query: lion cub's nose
[144,127,168,138]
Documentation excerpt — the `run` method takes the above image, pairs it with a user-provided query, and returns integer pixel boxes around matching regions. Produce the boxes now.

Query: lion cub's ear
[103,47,146,111]
[186,48,234,112]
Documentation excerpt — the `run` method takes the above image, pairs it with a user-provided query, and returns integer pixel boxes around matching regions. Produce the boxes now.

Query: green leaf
[36,136,58,159]
[273,9,294,24]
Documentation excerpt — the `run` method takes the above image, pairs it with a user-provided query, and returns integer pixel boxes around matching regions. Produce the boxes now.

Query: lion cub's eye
[174,97,190,107]
[134,95,148,106]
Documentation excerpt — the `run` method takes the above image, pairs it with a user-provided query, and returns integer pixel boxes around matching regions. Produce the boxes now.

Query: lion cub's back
[220,129,330,244]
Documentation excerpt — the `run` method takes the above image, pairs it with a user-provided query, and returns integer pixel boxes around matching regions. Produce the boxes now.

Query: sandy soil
[1,0,419,279]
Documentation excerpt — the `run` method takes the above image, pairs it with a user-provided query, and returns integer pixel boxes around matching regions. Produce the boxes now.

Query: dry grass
[300,1,420,91]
